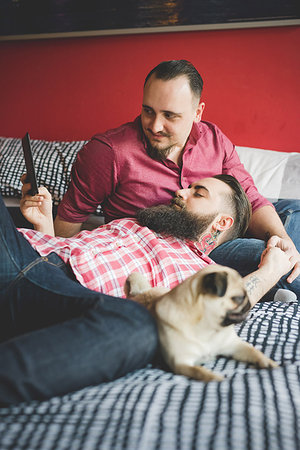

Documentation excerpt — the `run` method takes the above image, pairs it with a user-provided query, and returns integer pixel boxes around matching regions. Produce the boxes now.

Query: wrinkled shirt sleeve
[57,136,117,222]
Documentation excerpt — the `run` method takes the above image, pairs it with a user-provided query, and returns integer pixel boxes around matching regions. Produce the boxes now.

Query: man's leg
[274,199,300,251]
[210,199,300,299]
[0,195,158,406]
[0,284,157,407]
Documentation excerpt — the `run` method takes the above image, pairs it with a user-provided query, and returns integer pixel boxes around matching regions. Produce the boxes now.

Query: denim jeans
[210,199,300,300]
[0,195,158,406]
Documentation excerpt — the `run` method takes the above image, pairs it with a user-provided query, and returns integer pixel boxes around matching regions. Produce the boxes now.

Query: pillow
[0,136,87,207]
[236,146,300,201]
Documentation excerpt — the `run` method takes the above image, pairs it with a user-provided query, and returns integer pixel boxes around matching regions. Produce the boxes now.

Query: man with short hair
[54,59,300,289]
[0,175,294,405]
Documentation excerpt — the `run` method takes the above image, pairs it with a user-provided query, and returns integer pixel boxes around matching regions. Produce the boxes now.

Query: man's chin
[147,137,169,150]
[145,139,174,161]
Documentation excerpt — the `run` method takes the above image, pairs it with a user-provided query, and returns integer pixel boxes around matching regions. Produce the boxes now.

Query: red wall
[0,26,299,152]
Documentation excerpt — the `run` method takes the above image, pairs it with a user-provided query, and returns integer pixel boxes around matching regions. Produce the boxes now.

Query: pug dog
[124,265,278,382]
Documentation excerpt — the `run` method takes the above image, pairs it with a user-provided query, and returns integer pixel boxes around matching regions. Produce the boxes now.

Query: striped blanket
[0,300,299,450]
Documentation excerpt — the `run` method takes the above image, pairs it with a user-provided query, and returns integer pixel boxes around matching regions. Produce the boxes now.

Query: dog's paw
[175,363,224,382]
[254,354,279,369]
[232,341,279,369]
[124,272,151,297]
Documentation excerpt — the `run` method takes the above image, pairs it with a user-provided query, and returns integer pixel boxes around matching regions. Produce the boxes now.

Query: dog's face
[152,265,251,332]
[191,265,251,328]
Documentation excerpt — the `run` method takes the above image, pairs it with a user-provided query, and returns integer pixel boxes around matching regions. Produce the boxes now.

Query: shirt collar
[185,239,213,264]
[185,121,203,148]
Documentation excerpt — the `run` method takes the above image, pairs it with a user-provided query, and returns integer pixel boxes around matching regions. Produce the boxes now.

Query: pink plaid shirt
[19,219,214,298]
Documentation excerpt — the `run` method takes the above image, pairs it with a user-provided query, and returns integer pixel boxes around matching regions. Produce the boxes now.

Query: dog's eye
[232,295,245,304]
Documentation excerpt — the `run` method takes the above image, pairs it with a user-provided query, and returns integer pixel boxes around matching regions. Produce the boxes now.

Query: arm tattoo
[245,275,261,295]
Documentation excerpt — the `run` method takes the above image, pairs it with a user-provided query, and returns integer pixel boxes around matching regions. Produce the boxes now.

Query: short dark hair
[213,174,252,240]
[144,60,204,100]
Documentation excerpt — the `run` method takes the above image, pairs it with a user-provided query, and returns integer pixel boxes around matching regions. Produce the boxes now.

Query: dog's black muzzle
[221,296,251,327]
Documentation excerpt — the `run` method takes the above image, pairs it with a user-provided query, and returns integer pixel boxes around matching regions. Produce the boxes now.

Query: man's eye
[164,113,176,120]
[143,108,153,115]
[194,193,203,198]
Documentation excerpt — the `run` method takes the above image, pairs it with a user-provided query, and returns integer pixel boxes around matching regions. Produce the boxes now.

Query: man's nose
[150,115,164,133]
[175,188,189,200]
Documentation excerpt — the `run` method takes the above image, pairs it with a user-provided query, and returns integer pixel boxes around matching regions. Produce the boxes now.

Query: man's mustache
[170,197,185,210]
[147,129,171,138]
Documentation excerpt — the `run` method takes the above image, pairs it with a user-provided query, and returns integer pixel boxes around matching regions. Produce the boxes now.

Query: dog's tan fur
[124,265,278,382]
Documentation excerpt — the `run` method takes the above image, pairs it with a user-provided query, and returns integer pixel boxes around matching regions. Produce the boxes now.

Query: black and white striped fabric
[0,136,87,207]
[0,300,299,450]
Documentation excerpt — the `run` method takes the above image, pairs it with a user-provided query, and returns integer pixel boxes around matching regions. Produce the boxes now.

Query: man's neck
[197,230,221,254]
[166,146,184,166]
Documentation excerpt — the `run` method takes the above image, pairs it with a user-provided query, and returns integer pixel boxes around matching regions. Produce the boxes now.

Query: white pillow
[236,146,300,201]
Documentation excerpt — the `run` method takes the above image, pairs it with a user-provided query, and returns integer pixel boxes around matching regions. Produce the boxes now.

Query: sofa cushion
[0,136,87,207]
[236,146,300,202]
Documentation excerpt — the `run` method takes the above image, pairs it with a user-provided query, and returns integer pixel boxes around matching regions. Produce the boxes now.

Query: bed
[0,137,299,450]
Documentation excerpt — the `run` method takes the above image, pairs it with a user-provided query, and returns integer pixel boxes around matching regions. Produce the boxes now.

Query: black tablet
[22,132,38,196]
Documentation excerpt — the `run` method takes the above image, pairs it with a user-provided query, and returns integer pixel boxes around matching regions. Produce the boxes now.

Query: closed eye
[192,184,209,195]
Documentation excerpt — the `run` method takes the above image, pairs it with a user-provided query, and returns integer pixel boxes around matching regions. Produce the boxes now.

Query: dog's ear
[201,271,228,297]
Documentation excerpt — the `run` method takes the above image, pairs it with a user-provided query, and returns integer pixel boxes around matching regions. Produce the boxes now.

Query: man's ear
[213,215,234,232]
[194,101,205,123]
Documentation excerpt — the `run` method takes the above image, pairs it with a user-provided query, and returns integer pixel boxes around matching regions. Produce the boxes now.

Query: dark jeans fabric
[210,199,300,300]
[0,195,158,407]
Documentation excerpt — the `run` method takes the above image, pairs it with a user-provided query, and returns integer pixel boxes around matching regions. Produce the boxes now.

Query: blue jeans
[210,199,300,300]
[0,195,158,406]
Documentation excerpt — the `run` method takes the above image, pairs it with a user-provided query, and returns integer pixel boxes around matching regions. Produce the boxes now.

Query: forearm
[243,246,293,307]
[54,216,82,237]
[35,219,55,236]
[243,267,279,307]
[247,205,291,242]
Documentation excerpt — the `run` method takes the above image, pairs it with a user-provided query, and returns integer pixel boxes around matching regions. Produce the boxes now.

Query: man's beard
[145,134,174,161]
[136,199,218,241]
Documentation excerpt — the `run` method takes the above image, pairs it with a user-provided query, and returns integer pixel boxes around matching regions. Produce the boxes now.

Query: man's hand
[20,174,54,236]
[259,245,293,276]
[266,235,300,283]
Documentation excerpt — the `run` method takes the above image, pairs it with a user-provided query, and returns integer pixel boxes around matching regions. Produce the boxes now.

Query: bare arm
[247,205,289,241]
[54,138,116,237]
[54,215,83,237]
[247,205,300,283]
[243,246,293,307]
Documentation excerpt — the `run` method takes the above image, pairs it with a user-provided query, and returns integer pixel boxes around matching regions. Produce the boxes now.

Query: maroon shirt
[57,117,271,223]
